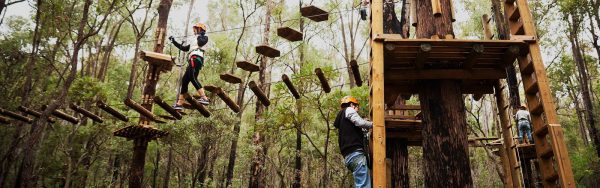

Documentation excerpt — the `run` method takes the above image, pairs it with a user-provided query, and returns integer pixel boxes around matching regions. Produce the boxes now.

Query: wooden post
[42,105,80,124]
[153,96,182,120]
[350,60,363,87]
[431,0,442,17]
[282,74,301,99]
[371,0,387,187]
[17,106,56,123]
[96,101,129,122]
[248,81,271,107]
[0,108,32,123]
[315,68,331,93]
[495,80,522,188]
[410,0,417,27]
[482,14,493,40]
[215,88,240,113]
[70,103,104,123]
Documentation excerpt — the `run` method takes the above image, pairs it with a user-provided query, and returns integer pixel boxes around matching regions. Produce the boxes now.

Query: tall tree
[416,0,472,187]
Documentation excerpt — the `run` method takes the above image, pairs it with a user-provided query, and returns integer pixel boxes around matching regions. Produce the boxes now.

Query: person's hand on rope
[168,36,175,43]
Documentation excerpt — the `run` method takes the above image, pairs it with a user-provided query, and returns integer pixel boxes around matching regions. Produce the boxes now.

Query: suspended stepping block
[203,85,219,93]
[236,61,260,72]
[282,74,300,99]
[124,98,158,122]
[113,125,169,140]
[183,93,211,118]
[212,87,241,113]
[0,115,9,124]
[42,105,80,124]
[18,106,56,123]
[350,60,363,87]
[153,96,182,120]
[220,73,242,84]
[0,108,32,123]
[249,81,270,107]
[70,104,104,123]
[140,50,175,73]
[97,101,129,122]
[315,68,331,93]
[256,45,280,58]
[300,5,329,22]
[277,27,303,42]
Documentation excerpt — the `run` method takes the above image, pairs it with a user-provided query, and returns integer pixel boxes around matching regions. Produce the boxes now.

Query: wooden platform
[277,27,303,42]
[140,50,174,73]
[255,45,280,58]
[300,5,329,22]
[516,143,537,160]
[114,125,169,140]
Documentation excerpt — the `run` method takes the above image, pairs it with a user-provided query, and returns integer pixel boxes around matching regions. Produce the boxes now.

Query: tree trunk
[162,143,173,188]
[416,1,472,183]
[249,0,272,187]
[387,139,409,188]
[567,78,590,145]
[399,0,410,38]
[152,149,160,188]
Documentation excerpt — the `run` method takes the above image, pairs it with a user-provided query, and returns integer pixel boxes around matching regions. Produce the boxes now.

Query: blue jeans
[518,120,534,144]
[344,150,372,188]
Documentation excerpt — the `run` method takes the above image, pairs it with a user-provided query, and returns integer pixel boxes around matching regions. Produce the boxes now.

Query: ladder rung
[514,164,520,169]
[534,124,549,137]
[505,0,516,4]
[510,21,525,35]
[540,145,554,159]
[520,58,534,75]
[543,170,559,183]
[524,79,539,94]
[508,5,521,21]
[530,100,544,115]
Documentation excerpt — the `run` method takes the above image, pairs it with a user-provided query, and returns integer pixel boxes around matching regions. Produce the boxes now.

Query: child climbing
[334,96,373,188]
[169,22,210,110]
[515,104,534,144]
[359,0,369,20]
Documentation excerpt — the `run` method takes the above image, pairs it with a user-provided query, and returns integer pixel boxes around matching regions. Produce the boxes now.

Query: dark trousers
[181,56,203,93]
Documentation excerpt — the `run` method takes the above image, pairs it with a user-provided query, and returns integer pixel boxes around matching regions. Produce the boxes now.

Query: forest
[0,0,599,187]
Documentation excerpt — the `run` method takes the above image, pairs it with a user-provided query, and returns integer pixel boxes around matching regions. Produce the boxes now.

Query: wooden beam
[315,68,331,93]
[482,14,493,40]
[220,73,242,84]
[124,98,157,122]
[463,43,485,69]
[282,74,300,99]
[385,69,505,80]
[387,105,420,110]
[249,81,271,107]
[410,0,417,27]
[277,27,303,42]
[203,85,219,93]
[69,103,104,123]
[96,101,129,122]
[494,81,522,187]
[415,43,431,69]
[215,87,240,113]
[236,61,260,72]
[350,60,363,86]
[18,106,56,123]
[431,0,441,17]
[153,96,182,120]
[183,93,211,117]
[42,105,80,124]
[371,0,387,186]
[0,108,32,123]
[300,5,329,22]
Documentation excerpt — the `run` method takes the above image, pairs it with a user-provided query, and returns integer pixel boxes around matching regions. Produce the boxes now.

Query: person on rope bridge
[515,104,534,144]
[334,96,373,188]
[169,22,210,110]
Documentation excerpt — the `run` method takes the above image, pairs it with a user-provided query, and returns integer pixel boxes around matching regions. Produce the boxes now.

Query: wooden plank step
[42,105,80,124]
[519,56,535,75]
[529,99,544,115]
[249,81,271,107]
[534,124,549,137]
[524,78,539,94]
[350,60,363,86]
[543,169,559,183]
[508,5,520,21]
[256,45,280,58]
[510,21,525,35]
[220,73,242,84]
[183,93,211,117]
[153,96,182,120]
[315,68,331,93]
[300,5,329,22]
[387,105,420,110]
[282,74,301,99]
[540,145,554,159]
[96,101,129,122]
[0,108,32,123]
[124,99,157,122]
[69,104,104,123]
[18,106,56,123]
[277,27,303,42]
[214,87,241,113]
[236,61,260,72]
[140,50,174,73]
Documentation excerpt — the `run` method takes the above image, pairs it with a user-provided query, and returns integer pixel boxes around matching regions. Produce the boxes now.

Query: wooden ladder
[504,0,575,187]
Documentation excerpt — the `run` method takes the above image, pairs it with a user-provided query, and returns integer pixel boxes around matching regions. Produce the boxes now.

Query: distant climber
[169,22,210,110]
[334,96,373,188]
[515,104,534,144]
[359,0,370,20]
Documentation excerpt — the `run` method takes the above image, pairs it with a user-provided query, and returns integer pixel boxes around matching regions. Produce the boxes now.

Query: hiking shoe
[197,98,210,105]
[173,105,184,110]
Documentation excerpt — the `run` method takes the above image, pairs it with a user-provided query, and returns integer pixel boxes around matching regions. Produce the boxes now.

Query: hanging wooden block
[18,106,56,123]
[220,73,242,84]
[256,45,280,58]
[248,81,271,106]
[203,85,219,93]
[69,104,104,123]
[0,115,9,124]
[282,74,301,99]
[183,93,211,117]
[431,0,442,17]
[153,96,182,120]
[236,61,260,72]
[0,108,32,123]
[450,0,456,22]
[300,5,329,22]
[140,50,175,73]
[410,0,417,27]
[215,87,241,113]
[124,98,157,122]
[350,60,363,87]
[97,101,129,122]
[315,68,331,93]
[277,27,303,42]
[42,105,80,124]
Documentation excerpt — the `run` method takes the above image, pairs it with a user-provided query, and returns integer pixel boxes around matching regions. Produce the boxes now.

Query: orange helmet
[340,96,359,106]
[193,23,207,32]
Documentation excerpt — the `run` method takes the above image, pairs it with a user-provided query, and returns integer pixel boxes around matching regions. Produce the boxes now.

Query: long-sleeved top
[334,107,373,157]
[171,34,208,59]
[515,109,531,122]
[344,107,373,129]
